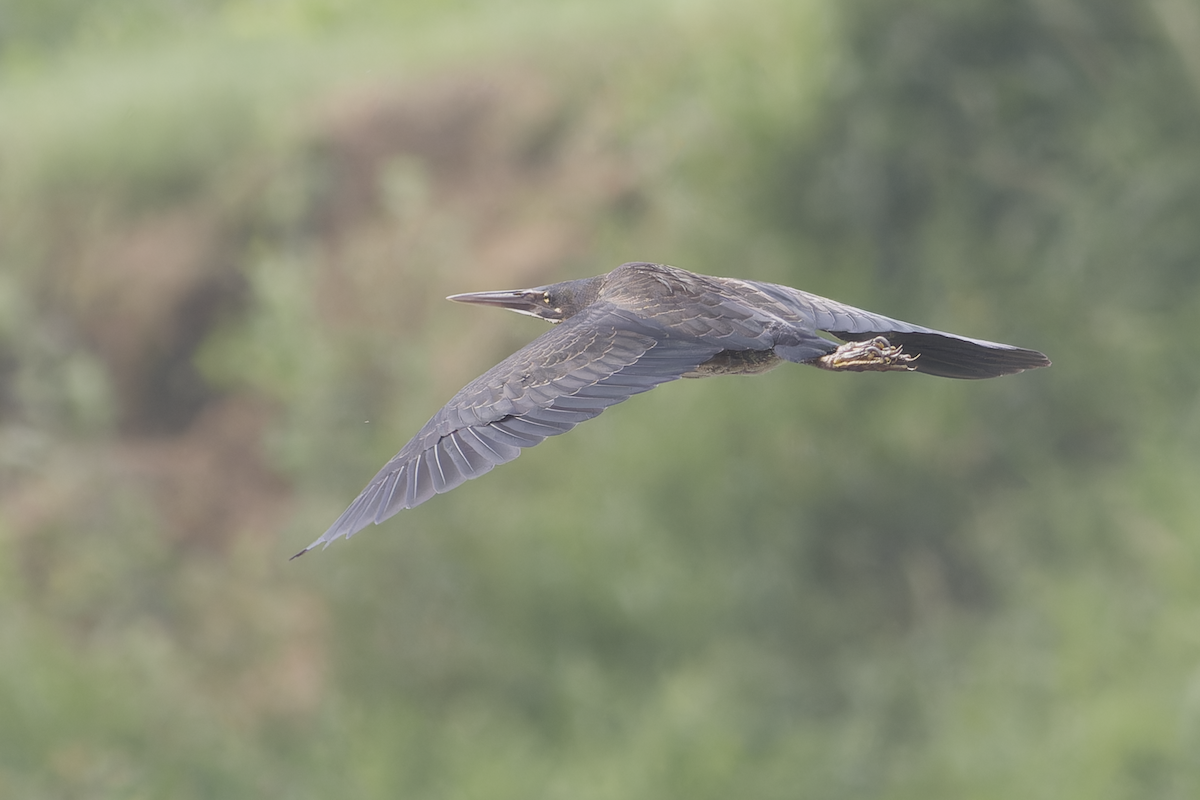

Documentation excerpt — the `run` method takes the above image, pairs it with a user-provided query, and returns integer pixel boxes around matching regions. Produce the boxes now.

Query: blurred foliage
[2,0,1200,797]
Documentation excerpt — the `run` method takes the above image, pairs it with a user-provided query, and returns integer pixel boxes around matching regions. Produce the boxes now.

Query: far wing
[750,282,1051,379]
[295,305,721,556]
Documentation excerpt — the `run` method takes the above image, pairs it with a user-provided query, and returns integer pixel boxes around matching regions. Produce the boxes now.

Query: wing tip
[289,530,339,560]
[290,488,383,560]
[289,545,313,561]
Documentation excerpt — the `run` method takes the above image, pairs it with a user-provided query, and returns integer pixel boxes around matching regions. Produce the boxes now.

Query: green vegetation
[2,0,1199,796]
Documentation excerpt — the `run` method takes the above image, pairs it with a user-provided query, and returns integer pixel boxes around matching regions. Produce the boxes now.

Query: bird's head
[447,277,602,323]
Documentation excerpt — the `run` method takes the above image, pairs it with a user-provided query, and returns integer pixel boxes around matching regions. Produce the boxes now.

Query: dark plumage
[294,262,1049,557]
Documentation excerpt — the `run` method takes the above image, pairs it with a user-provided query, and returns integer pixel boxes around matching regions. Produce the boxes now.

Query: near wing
[294,304,722,556]
[751,282,1052,379]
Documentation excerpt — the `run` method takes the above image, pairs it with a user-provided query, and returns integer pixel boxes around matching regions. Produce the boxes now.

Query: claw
[814,336,918,373]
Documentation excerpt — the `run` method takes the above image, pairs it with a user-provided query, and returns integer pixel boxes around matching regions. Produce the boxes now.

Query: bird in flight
[293,262,1049,558]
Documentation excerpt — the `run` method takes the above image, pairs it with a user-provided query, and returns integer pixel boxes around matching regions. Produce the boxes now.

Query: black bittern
[294,262,1049,557]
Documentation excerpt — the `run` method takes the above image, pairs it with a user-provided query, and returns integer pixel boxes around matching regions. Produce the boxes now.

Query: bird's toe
[813,337,918,373]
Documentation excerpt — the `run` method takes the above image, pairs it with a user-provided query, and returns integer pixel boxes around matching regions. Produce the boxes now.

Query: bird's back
[594,263,801,347]
[597,263,1050,379]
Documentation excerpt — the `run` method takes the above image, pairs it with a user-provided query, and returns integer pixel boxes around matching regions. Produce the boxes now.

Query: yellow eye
[542,293,551,304]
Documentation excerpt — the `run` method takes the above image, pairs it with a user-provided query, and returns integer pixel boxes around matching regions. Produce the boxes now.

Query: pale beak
[447,289,550,320]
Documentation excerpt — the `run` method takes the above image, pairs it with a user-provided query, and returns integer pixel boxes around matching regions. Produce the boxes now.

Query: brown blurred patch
[115,396,291,552]
[56,206,244,436]
[310,68,638,296]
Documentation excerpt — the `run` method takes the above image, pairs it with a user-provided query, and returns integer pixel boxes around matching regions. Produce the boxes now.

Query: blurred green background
[2,0,1199,796]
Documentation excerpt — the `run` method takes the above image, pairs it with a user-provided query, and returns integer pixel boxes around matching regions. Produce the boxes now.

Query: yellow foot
[814,336,918,373]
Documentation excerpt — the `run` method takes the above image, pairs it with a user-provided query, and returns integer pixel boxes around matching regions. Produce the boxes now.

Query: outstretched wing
[749,281,1051,379]
[294,304,722,556]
